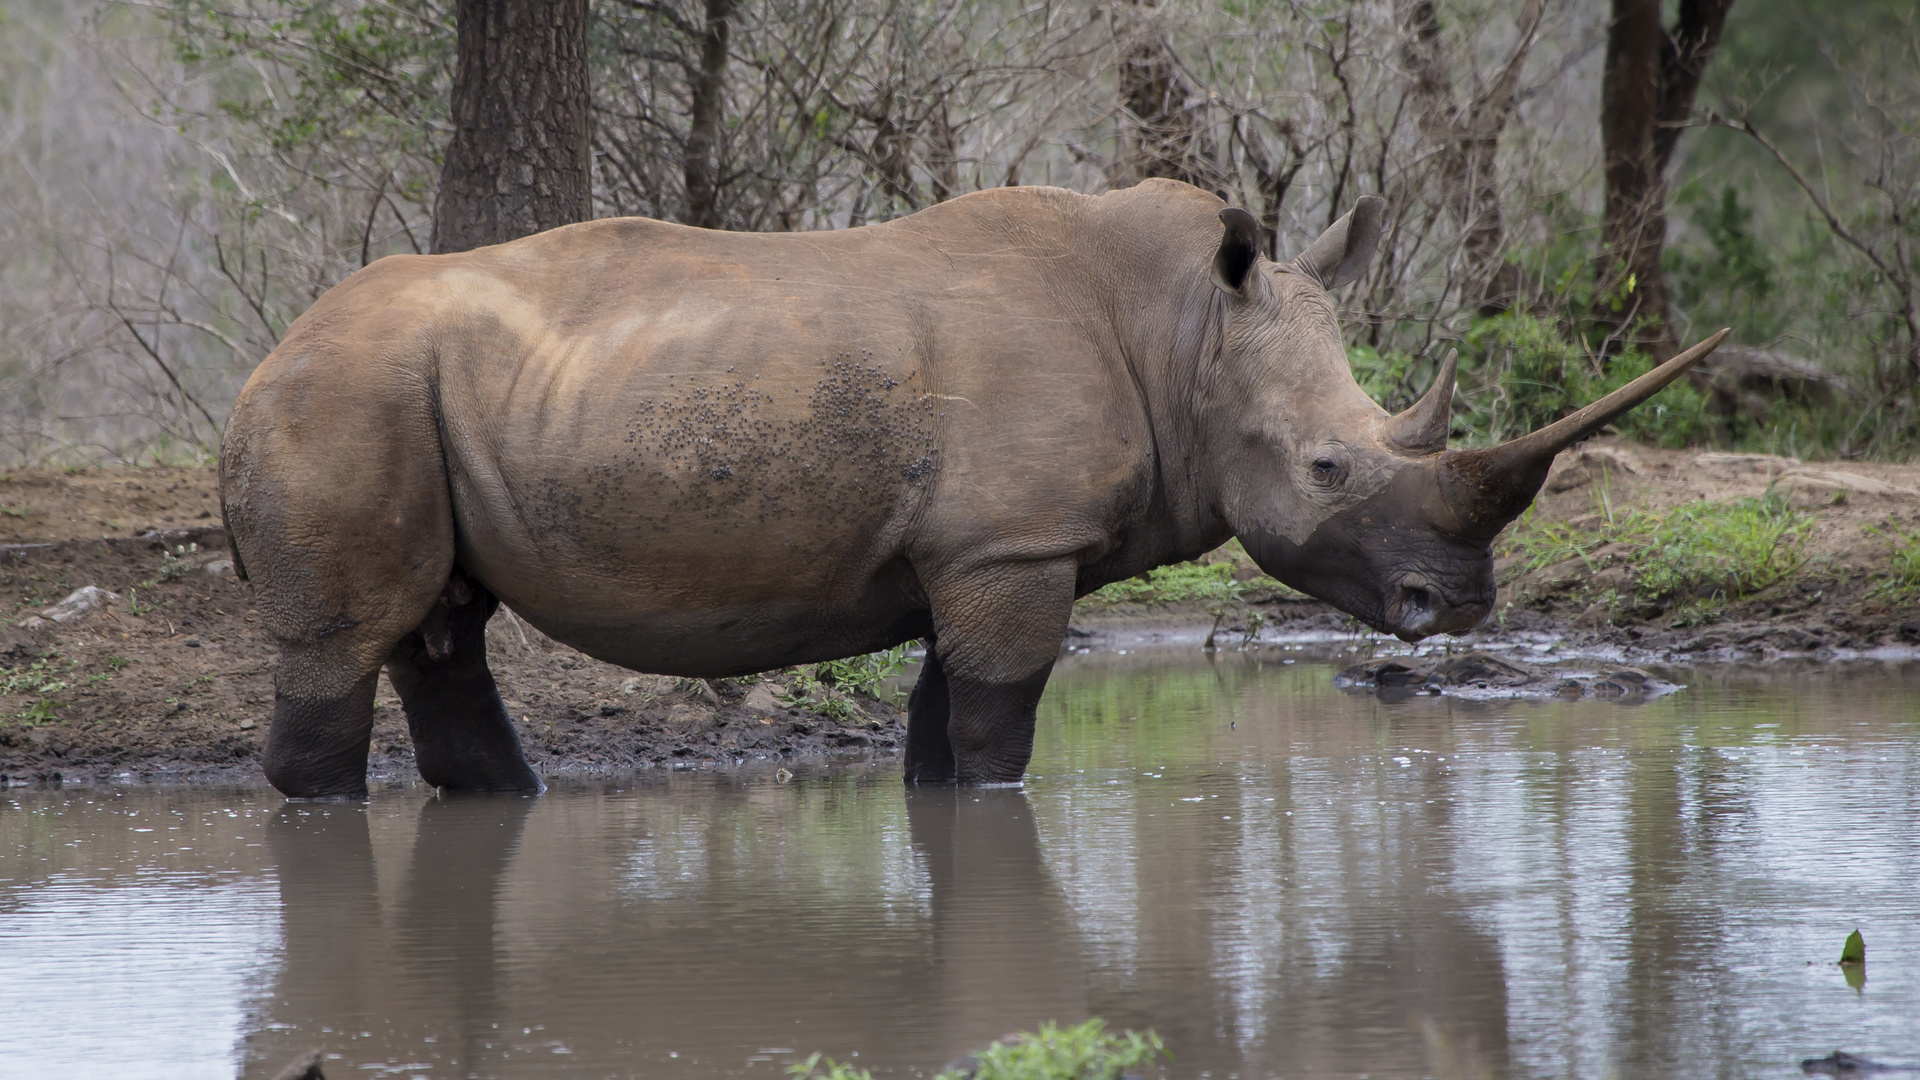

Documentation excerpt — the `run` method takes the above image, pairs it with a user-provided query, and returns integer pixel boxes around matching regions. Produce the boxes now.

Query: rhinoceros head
[1202,198,1728,642]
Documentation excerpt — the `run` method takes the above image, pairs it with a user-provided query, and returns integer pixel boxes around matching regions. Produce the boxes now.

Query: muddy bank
[6,444,1920,784]
[0,526,901,787]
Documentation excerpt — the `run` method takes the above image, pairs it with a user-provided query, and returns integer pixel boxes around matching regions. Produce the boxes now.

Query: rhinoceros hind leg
[904,647,956,783]
[263,674,380,799]
[385,570,543,794]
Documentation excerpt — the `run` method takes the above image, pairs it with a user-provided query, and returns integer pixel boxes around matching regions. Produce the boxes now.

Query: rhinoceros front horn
[1436,329,1731,540]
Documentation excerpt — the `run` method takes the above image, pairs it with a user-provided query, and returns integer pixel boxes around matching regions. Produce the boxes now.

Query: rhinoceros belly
[438,348,942,676]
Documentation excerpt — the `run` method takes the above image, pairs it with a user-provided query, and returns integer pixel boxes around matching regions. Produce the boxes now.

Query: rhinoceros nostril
[1396,583,1432,615]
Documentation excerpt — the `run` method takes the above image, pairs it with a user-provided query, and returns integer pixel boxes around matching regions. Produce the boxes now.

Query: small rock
[19,585,121,630]
[599,702,627,717]
[742,683,781,715]
[184,638,201,648]
[695,679,723,707]
[664,702,707,730]
[238,718,257,730]
[203,558,235,577]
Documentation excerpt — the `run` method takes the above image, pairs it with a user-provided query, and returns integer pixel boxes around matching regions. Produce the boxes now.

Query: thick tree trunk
[432,0,592,254]
[683,0,735,229]
[1597,0,1735,358]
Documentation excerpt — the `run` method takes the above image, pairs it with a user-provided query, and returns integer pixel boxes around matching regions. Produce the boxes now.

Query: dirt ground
[1481,440,1920,655]
[0,481,902,785]
[4,443,1919,785]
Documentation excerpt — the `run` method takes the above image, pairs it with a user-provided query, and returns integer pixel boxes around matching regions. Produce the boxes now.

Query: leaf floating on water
[1840,929,1866,966]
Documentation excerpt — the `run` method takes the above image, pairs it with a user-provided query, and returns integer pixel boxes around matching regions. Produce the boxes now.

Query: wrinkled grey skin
[221,179,1713,798]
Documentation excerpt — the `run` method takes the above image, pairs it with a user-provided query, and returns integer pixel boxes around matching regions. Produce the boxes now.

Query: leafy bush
[785,1019,1165,1080]
[1457,312,1712,448]
[775,644,912,720]
[947,1019,1165,1080]
[812,645,911,696]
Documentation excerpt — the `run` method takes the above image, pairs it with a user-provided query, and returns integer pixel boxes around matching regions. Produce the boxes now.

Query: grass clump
[1504,489,1812,610]
[1866,521,1920,600]
[787,1019,1165,1080]
[776,644,912,720]
[2,653,73,697]
[1635,492,1812,602]
[1089,543,1289,606]
[944,1019,1166,1080]
[2,652,77,725]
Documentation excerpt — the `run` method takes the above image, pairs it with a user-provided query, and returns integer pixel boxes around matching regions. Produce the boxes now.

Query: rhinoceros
[219,179,1725,798]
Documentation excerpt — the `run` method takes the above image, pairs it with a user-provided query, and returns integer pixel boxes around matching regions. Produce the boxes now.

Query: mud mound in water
[0,526,900,786]
[1334,651,1677,701]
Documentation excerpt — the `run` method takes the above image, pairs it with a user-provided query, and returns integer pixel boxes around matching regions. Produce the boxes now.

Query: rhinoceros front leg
[384,570,543,794]
[914,558,1076,785]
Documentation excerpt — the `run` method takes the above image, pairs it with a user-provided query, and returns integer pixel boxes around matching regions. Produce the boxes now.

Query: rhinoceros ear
[1287,195,1386,290]
[1212,207,1263,297]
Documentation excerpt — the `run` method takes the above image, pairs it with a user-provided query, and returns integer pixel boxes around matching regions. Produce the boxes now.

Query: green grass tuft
[1088,543,1291,606]
[1866,522,1920,599]
[1504,489,1812,609]
[775,644,912,719]
[785,1019,1165,1080]
[947,1019,1166,1080]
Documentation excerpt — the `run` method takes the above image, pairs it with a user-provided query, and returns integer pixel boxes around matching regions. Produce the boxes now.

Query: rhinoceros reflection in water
[220,179,1728,797]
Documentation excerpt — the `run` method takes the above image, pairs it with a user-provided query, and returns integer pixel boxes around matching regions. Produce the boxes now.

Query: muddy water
[4,652,1919,1080]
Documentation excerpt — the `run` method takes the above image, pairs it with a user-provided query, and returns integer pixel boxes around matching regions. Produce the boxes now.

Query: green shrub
[775,644,912,719]
[786,1019,1164,1080]
[812,645,910,696]
[946,1019,1165,1080]
[1457,312,1712,448]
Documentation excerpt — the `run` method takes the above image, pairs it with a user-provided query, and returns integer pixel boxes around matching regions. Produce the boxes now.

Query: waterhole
[4,650,1917,1078]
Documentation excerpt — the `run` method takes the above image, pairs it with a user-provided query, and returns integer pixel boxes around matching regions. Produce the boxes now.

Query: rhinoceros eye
[1309,456,1343,487]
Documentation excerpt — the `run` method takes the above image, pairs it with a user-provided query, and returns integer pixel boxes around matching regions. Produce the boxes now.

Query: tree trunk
[1400,0,1541,314]
[432,0,593,254]
[683,0,735,229]
[1597,0,1735,358]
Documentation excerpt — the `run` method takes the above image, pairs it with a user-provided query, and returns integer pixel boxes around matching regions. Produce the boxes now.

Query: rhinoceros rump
[219,180,1726,798]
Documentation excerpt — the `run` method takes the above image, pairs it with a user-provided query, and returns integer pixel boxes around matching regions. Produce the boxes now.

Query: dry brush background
[1,0,1915,465]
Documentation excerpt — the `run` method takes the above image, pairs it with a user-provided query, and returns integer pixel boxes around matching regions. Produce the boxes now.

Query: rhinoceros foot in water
[219,179,1728,798]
